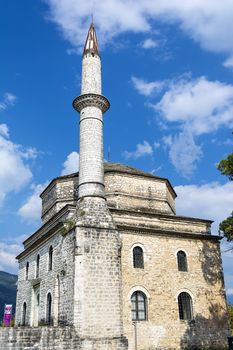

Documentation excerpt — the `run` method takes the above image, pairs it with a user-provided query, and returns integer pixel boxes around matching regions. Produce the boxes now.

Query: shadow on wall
[180,303,229,349]
[181,240,228,349]
[199,240,225,287]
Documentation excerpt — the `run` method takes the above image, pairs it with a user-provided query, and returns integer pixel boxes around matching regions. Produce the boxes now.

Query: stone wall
[121,231,229,350]
[16,228,75,327]
[0,327,127,350]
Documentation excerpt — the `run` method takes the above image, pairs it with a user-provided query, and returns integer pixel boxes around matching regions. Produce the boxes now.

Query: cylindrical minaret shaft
[73,23,109,199]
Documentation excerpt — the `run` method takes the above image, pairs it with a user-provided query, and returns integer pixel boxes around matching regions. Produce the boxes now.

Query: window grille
[133,246,144,268]
[178,292,193,320]
[49,246,53,271]
[36,255,40,278]
[177,250,188,272]
[131,291,147,321]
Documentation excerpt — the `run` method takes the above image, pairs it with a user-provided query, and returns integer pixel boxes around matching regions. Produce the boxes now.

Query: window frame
[178,292,193,321]
[177,250,188,272]
[133,246,144,269]
[131,291,147,321]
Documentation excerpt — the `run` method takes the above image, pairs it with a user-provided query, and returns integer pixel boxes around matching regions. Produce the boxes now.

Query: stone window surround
[130,243,147,268]
[176,250,188,272]
[128,286,150,322]
[175,288,195,322]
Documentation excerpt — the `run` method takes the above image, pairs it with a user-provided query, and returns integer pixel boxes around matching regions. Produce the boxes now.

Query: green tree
[217,136,233,241]
[228,304,233,335]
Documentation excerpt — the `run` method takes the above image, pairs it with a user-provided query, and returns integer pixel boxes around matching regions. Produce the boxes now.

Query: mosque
[0,23,229,350]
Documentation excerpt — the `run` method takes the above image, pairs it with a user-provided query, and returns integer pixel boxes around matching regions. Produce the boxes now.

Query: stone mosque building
[0,24,229,349]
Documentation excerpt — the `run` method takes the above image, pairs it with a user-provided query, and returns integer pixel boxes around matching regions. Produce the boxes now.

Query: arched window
[46,293,52,325]
[178,292,193,320]
[177,250,188,272]
[133,246,144,268]
[25,262,29,281]
[49,246,53,271]
[131,291,147,321]
[22,302,27,326]
[36,254,40,278]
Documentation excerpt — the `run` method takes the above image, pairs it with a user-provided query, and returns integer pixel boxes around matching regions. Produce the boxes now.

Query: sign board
[3,304,13,327]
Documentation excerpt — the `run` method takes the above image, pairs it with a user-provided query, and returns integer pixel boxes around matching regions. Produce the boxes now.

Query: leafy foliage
[218,153,233,181]
[219,212,233,241]
[217,134,233,241]
[228,304,233,335]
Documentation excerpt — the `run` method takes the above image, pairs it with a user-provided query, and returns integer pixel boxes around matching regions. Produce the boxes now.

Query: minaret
[72,24,128,350]
[73,23,109,199]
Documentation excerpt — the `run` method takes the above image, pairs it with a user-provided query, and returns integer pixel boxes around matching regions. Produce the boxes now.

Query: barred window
[133,247,144,269]
[178,292,193,320]
[26,262,29,281]
[131,291,147,321]
[177,250,188,272]
[49,246,53,271]
[36,254,40,278]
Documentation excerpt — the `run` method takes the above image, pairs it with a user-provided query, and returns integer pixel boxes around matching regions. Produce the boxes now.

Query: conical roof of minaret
[83,22,99,56]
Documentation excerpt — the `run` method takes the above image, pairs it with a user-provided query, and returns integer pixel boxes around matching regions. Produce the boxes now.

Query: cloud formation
[0,92,16,111]
[0,124,33,206]
[61,151,79,175]
[131,76,164,97]
[18,183,47,222]
[132,75,233,176]
[123,140,153,159]
[155,76,233,135]
[44,0,233,63]
[0,242,21,272]
[141,38,158,49]
[175,181,233,234]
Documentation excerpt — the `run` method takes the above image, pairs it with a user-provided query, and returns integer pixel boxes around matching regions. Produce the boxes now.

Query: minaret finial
[83,21,99,57]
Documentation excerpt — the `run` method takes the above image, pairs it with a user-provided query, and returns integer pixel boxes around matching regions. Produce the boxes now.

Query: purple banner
[3,304,12,327]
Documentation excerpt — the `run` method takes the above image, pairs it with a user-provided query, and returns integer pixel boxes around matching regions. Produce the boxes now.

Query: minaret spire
[83,22,99,57]
[73,24,109,198]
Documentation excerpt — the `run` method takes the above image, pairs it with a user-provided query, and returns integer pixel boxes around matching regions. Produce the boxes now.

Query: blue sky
[0,0,233,299]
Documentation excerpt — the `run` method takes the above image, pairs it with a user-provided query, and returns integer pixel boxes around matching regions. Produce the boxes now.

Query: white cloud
[0,242,20,273]
[154,141,160,149]
[163,130,202,178]
[123,140,153,159]
[0,124,9,137]
[175,181,233,234]
[131,76,164,96]
[18,183,47,222]
[0,124,33,206]
[61,151,79,175]
[44,0,233,64]
[227,288,233,295]
[155,76,233,136]
[141,38,158,49]
[223,56,233,69]
[135,76,233,176]
[0,92,17,111]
